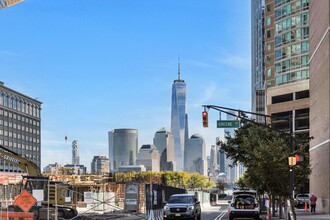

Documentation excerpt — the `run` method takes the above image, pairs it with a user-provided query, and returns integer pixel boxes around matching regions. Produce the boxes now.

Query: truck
[0,145,78,219]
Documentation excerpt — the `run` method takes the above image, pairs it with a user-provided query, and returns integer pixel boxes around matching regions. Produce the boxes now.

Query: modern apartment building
[309,0,330,213]
[264,0,310,136]
[108,128,138,172]
[0,82,42,172]
[170,61,187,171]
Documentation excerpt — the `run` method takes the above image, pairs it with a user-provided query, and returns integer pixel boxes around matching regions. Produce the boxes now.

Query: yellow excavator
[0,145,78,219]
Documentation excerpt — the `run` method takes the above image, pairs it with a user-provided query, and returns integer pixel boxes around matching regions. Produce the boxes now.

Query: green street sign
[217,120,240,128]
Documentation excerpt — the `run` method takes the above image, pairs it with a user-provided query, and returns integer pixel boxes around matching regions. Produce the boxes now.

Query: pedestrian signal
[202,111,208,127]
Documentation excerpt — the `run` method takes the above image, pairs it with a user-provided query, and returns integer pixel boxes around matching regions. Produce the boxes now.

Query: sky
[0,0,251,170]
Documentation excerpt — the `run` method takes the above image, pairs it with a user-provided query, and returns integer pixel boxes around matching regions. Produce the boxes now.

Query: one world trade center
[170,60,186,171]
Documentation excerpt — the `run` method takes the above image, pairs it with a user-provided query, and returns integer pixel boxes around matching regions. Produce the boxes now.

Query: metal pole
[47,179,50,220]
[55,183,58,220]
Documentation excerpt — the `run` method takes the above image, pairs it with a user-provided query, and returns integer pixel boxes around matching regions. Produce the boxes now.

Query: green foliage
[114,170,215,190]
[220,122,311,197]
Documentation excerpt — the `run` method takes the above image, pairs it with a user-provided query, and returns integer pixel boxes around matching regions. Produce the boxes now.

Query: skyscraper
[72,140,80,166]
[184,134,207,175]
[108,128,138,172]
[153,127,175,171]
[91,156,109,175]
[251,0,266,123]
[170,60,186,171]
[136,144,160,171]
[0,82,42,172]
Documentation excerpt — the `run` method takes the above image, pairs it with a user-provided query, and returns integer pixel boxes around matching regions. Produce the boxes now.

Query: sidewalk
[262,209,330,220]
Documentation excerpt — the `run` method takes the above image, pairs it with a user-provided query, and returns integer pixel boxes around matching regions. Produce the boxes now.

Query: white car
[228,189,261,220]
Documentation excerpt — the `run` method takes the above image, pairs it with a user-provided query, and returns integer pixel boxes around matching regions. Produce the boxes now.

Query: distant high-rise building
[170,60,187,171]
[184,134,207,176]
[224,112,241,183]
[0,82,42,173]
[72,140,80,166]
[153,127,175,171]
[209,145,219,177]
[91,156,109,175]
[108,129,138,172]
[136,144,160,171]
[251,0,266,123]
[216,137,225,173]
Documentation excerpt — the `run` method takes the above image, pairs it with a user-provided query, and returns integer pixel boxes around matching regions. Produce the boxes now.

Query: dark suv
[163,194,201,220]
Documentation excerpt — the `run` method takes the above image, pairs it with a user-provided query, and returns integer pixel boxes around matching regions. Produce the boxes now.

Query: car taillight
[255,204,258,208]
[231,203,235,207]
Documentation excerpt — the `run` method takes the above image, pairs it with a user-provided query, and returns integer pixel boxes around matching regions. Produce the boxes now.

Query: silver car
[163,194,201,220]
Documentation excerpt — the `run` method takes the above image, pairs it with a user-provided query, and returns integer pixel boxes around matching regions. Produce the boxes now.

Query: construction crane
[0,0,23,9]
[0,145,78,219]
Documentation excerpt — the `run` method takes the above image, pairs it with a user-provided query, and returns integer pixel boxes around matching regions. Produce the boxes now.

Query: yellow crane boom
[0,145,40,176]
[0,0,23,9]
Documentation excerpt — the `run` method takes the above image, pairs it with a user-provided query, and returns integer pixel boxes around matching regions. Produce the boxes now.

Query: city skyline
[0,1,251,169]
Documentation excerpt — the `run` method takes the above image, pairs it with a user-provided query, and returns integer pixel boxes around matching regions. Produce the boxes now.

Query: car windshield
[168,196,194,204]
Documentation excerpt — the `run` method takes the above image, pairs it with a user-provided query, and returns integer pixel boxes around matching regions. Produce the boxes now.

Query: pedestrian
[310,193,317,213]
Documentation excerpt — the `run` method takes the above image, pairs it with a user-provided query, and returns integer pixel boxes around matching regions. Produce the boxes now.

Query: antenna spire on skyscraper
[178,56,181,80]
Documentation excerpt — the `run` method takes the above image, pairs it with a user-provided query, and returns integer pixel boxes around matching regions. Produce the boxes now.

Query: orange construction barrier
[1,212,34,220]
[304,202,308,211]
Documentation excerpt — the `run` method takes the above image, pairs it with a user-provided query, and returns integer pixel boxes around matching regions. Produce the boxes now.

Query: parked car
[294,194,309,208]
[228,189,261,220]
[163,194,201,220]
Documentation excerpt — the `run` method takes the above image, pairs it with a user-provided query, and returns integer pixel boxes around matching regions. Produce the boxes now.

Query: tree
[220,122,311,198]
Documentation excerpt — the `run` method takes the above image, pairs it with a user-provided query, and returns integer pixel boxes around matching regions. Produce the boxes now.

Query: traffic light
[296,154,304,162]
[202,111,208,127]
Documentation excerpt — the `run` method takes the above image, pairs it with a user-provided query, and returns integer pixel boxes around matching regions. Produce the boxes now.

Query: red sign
[14,190,37,213]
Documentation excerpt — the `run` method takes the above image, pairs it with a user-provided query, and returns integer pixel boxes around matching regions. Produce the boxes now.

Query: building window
[267,30,271,38]
[266,4,271,12]
[266,17,271,26]
[266,56,271,64]
[266,68,272,77]
[267,43,271,51]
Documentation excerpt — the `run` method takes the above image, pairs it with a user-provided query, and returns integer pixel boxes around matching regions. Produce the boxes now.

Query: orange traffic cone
[304,202,308,211]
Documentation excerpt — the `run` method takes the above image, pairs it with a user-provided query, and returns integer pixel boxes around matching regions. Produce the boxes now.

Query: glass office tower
[170,62,186,171]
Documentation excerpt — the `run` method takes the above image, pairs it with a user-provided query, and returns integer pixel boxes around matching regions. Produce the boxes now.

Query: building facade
[251,0,266,123]
[184,134,207,176]
[153,127,175,171]
[170,62,187,171]
[264,0,310,136]
[72,140,80,166]
[91,156,109,175]
[0,82,42,172]
[108,128,138,172]
[309,0,330,213]
[136,144,160,171]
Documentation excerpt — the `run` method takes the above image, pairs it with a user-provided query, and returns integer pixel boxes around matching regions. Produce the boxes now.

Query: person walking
[310,193,317,213]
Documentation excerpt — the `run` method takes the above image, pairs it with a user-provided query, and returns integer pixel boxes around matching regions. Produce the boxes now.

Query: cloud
[215,54,250,69]
[0,50,18,58]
